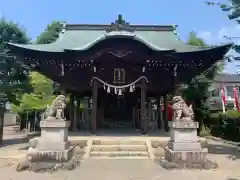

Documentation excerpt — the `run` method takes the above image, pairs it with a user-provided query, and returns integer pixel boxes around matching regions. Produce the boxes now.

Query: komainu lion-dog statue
[172,96,194,121]
[43,95,66,120]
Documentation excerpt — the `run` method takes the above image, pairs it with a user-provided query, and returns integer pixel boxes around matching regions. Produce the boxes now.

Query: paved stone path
[0,126,240,180]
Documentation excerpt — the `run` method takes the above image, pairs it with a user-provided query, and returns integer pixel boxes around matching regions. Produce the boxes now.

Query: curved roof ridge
[175,43,232,54]
[65,31,173,51]
[65,24,177,32]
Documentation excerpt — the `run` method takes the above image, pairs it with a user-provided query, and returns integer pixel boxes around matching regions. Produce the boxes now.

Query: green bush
[208,110,240,141]
[225,110,240,120]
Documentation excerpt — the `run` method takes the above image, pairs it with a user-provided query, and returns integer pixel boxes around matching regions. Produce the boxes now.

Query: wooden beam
[91,79,98,133]
[0,106,4,144]
[76,97,81,130]
[69,93,74,131]
[156,97,162,129]
[163,94,169,132]
[73,95,78,132]
[141,79,147,134]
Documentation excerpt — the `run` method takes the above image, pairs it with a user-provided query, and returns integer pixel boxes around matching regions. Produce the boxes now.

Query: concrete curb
[205,136,240,149]
[145,140,155,161]
[83,140,92,159]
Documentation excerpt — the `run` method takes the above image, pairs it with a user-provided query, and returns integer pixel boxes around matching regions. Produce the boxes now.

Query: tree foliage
[187,32,208,47]
[12,72,55,112]
[206,0,240,21]
[12,21,62,112]
[36,21,62,44]
[183,32,220,132]
[0,18,31,105]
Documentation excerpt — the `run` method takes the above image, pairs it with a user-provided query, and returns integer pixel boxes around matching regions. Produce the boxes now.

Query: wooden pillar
[98,95,104,129]
[0,105,4,144]
[73,95,78,132]
[156,97,162,129]
[88,97,91,108]
[76,97,81,130]
[141,80,147,134]
[163,94,169,132]
[91,79,98,133]
[148,100,152,122]
[69,93,74,130]
[132,105,136,129]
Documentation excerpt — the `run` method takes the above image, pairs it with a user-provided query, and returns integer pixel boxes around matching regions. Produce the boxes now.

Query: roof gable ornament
[106,14,135,33]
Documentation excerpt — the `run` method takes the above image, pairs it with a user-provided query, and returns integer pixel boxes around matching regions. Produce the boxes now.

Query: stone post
[164,121,207,163]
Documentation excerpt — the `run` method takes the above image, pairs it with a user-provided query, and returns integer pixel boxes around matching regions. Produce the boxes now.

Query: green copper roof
[7,16,206,53]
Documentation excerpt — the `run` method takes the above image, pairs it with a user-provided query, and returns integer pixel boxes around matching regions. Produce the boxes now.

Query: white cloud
[197,25,240,45]
[198,31,211,41]
[197,25,240,74]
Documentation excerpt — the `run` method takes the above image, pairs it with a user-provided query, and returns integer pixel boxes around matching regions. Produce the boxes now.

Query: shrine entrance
[99,89,137,129]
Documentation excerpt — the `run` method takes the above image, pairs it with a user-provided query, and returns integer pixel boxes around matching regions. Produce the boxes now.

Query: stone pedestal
[28,118,74,162]
[164,121,207,163]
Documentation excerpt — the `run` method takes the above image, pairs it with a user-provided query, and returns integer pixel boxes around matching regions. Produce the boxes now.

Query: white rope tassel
[91,76,149,94]
[174,64,178,77]
[118,89,122,96]
[132,84,135,90]
[61,63,64,76]
[107,86,111,93]
[130,86,133,92]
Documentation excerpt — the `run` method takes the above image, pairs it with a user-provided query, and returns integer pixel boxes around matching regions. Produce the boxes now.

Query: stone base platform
[16,156,80,172]
[161,120,217,169]
[27,146,74,162]
[27,119,74,162]
[164,147,207,163]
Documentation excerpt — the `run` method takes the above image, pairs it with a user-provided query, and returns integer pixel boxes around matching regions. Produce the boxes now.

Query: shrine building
[7,15,231,134]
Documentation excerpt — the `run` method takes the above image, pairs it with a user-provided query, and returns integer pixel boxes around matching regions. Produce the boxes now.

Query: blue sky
[1,0,239,73]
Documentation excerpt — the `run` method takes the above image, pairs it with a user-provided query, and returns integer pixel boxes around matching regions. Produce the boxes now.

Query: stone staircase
[89,139,150,159]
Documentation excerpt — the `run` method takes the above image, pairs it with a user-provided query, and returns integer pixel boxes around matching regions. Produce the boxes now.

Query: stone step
[91,145,148,152]
[89,156,150,159]
[90,151,149,157]
[92,140,146,145]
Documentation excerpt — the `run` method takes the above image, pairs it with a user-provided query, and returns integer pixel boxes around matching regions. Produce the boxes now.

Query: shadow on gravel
[0,138,29,148]
[205,143,240,160]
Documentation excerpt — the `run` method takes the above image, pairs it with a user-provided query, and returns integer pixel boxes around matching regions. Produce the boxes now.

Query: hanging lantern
[103,84,106,90]
[107,86,111,93]
[114,88,117,94]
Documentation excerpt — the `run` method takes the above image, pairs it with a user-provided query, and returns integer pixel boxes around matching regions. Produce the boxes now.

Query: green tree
[0,18,31,104]
[12,21,62,113]
[12,72,55,113]
[206,0,240,21]
[182,32,220,135]
[187,31,208,47]
[36,21,62,44]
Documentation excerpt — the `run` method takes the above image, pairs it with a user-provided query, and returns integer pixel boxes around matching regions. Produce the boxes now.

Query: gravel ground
[0,126,240,180]
[0,158,239,180]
